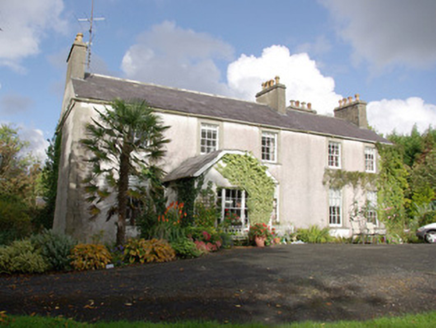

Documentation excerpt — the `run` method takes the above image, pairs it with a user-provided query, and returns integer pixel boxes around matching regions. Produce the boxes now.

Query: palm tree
[81,99,170,245]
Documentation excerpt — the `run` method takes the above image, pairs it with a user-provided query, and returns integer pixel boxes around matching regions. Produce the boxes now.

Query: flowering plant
[224,210,242,225]
[158,201,186,226]
[248,223,273,240]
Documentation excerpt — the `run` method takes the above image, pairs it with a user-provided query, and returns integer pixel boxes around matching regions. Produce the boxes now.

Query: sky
[1,0,436,162]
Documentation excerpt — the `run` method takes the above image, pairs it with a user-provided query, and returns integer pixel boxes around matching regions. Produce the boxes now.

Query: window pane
[365,148,375,172]
[262,132,277,162]
[329,189,342,225]
[200,124,218,154]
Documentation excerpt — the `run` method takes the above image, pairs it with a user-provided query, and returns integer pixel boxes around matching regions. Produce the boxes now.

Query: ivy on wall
[322,168,377,191]
[216,153,275,225]
[174,175,204,227]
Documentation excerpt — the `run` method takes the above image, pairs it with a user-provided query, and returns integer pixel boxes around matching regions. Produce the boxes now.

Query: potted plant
[224,210,242,226]
[248,223,273,247]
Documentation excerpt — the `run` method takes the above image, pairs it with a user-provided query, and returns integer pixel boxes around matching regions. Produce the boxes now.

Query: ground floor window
[217,188,248,227]
[366,191,378,224]
[329,188,342,226]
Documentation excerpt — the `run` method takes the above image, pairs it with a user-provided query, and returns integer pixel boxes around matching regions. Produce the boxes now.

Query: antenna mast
[78,0,105,69]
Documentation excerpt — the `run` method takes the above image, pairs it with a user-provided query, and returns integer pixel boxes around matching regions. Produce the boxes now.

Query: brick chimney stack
[65,33,87,88]
[333,94,368,129]
[255,76,286,115]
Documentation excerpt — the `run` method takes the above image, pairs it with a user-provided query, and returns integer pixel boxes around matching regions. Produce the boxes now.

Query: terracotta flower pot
[255,236,266,247]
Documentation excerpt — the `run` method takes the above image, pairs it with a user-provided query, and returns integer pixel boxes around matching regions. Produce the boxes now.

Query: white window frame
[200,123,219,154]
[329,188,342,226]
[328,141,341,169]
[218,188,248,228]
[366,191,378,224]
[365,147,376,173]
[261,131,277,163]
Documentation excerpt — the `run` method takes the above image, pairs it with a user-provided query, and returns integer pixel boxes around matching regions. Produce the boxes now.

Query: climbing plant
[216,153,275,225]
[322,169,378,191]
[173,175,204,227]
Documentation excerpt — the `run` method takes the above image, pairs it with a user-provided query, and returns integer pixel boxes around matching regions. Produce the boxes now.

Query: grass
[2,311,436,328]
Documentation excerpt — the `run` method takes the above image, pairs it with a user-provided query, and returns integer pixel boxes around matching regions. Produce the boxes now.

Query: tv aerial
[78,0,105,69]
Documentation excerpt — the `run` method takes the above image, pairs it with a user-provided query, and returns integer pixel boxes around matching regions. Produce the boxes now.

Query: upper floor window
[329,188,342,226]
[200,123,219,154]
[328,141,341,168]
[365,147,376,172]
[261,132,277,162]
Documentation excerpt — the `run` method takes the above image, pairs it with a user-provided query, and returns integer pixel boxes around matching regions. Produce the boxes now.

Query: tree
[0,124,41,204]
[0,124,41,243]
[35,130,62,230]
[81,99,170,245]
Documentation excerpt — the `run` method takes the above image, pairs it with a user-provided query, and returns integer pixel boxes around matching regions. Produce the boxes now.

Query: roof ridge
[86,73,266,107]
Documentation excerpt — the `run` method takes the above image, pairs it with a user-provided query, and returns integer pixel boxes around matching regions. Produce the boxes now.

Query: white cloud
[0,0,67,70]
[227,45,342,114]
[18,126,49,163]
[121,21,234,95]
[322,0,436,69]
[0,122,49,162]
[368,98,436,135]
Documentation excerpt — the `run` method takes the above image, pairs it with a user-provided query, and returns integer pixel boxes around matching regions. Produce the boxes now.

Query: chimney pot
[301,102,306,109]
[290,100,295,107]
[275,76,280,84]
[307,103,312,110]
[75,33,84,42]
[355,93,360,102]
[338,99,343,107]
[295,100,300,107]
[348,96,353,103]
[342,98,347,106]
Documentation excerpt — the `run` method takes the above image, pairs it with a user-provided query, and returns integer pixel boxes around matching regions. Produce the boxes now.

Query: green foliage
[193,181,219,227]
[376,143,409,235]
[70,244,112,271]
[296,225,333,244]
[0,195,32,245]
[170,238,202,259]
[174,178,202,226]
[217,153,275,225]
[0,239,50,274]
[0,124,41,206]
[34,130,62,230]
[81,99,170,245]
[124,238,175,264]
[31,229,77,271]
[323,169,377,190]
[248,223,273,240]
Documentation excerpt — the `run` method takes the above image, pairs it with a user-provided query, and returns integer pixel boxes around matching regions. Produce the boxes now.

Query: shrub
[296,225,333,243]
[70,244,112,271]
[124,238,176,264]
[0,239,50,274]
[170,238,202,259]
[0,196,32,245]
[193,202,218,227]
[219,232,234,248]
[109,244,128,267]
[186,226,223,252]
[31,229,77,271]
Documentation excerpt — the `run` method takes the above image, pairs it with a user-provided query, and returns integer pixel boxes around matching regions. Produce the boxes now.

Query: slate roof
[72,73,388,144]
[162,150,225,183]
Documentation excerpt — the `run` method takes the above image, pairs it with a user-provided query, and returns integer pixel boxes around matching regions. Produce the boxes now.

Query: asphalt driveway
[0,244,435,324]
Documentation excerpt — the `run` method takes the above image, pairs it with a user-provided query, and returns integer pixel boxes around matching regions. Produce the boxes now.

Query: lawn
[3,312,436,328]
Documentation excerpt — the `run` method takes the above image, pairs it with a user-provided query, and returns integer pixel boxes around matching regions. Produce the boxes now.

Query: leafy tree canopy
[81,99,170,245]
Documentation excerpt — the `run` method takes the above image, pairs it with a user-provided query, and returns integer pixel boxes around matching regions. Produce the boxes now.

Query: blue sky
[1,0,436,161]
